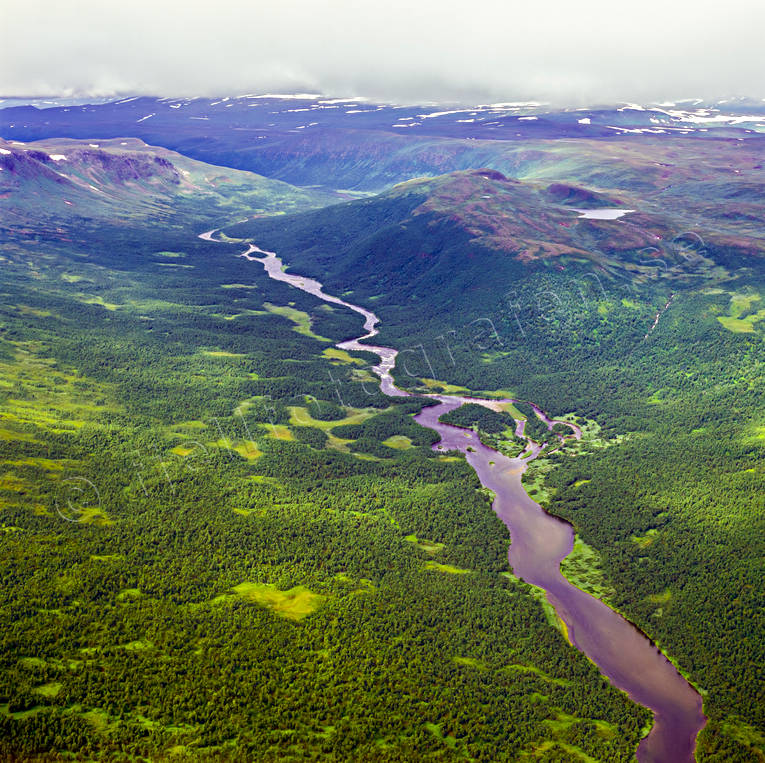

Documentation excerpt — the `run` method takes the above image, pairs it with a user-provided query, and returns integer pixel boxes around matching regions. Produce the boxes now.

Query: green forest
[0,212,654,761]
[228,198,765,761]
[381,278,765,761]
[0,134,763,762]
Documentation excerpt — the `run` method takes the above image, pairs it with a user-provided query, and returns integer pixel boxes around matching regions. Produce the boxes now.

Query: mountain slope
[224,167,748,322]
[223,166,765,762]
[0,137,337,234]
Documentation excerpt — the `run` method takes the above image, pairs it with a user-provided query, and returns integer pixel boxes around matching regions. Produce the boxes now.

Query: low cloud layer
[4,0,764,104]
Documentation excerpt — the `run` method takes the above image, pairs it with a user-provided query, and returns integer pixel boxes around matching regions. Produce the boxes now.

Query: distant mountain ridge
[2,95,765,191]
[0,137,337,233]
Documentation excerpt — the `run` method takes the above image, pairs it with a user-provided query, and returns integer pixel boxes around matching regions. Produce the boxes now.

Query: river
[200,230,707,762]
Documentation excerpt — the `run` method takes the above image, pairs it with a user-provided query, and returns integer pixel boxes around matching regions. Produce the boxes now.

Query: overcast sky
[3,0,764,104]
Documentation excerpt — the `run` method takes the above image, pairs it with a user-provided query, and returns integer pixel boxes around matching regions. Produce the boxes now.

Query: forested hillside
[225,167,765,760]
[0,199,651,760]
[1,102,763,761]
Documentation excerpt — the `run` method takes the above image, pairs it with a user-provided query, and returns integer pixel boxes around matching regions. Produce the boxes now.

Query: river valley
[200,230,707,762]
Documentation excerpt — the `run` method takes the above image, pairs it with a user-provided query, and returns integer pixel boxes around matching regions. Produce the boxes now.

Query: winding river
[200,231,707,762]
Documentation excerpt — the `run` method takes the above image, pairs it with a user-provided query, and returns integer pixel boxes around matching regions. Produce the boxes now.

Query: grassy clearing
[1,460,100,520]
[729,292,761,318]
[631,528,660,548]
[76,505,113,526]
[82,708,120,733]
[521,459,556,505]
[647,588,672,605]
[404,533,445,554]
[415,378,471,394]
[200,350,245,358]
[264,424,294,441]
[0,703,46,721]
[287,405,381,451]
[77,295,120,311]
[717,291,765,333]
[1,402,84,432]
[126,297,192,314]
[717,314,765,333]
[334,572,376,594]
[501,663,571,687]
[383,435,413,450]
[424,561,471,575]
[481,351,511,363]
[33,682,63,698]
[171,420,207,431]
[519,705,611,760]
[18,657,47,669]
[352,452,385,462]
[3,457,76,471]
[0,428,41,443]
[592,719,618,738]
[543,710,580,734]
[0,342,119,436]
[424,722,461,754]
[555,415,624,454]
[121,640,154,651]
[477,388,517,399]
[744,424,765,444]
[287,406,380,432]
[497,401,526,421]
[215,582,325,621]
[247,475,282,486]
[117,588,142,601]
[209,438,262,461]
[452,656,487,669]
[322,348,365,365]
[262,303,330,342]
[350,367,378,384]
[0,473,35,494]
[18,305,53,318]
[560,535,616,601]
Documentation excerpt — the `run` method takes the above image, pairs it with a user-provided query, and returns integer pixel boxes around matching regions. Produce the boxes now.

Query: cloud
[3,0,764,104]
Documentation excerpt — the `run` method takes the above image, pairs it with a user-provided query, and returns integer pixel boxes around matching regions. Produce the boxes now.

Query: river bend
[199,230,706,762]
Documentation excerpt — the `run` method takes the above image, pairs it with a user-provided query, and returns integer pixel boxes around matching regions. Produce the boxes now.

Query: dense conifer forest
[1,127,762,761]
[0,215,653,760]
